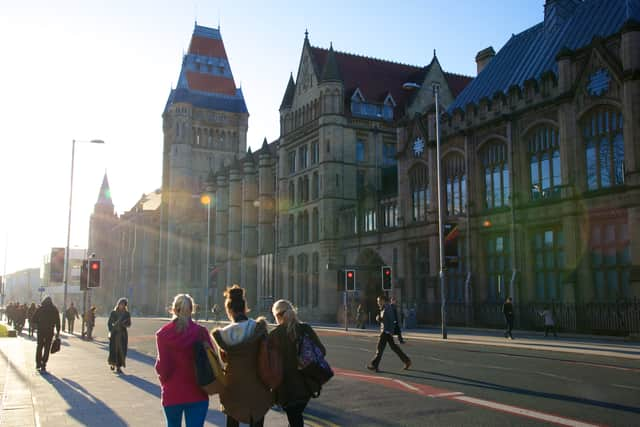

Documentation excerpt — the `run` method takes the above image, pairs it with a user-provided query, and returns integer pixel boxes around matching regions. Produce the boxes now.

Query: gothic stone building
[399,0,640,330]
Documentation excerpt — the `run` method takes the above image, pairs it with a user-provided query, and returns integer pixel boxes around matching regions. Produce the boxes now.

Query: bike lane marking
[334,368,604,427]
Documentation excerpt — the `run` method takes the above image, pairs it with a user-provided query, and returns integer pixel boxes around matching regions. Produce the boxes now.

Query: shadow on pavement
[41,375,128,426]
[398,369,640,415]
[458,347,640,371]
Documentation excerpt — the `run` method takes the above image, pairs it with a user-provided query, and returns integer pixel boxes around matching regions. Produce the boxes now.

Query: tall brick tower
[159,24,249,308]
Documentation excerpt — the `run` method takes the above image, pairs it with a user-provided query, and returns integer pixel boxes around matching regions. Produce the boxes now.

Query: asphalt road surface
[102,316,640,427]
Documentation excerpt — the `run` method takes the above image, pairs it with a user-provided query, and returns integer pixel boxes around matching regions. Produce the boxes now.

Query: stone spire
[280,73,296,110]
[95,172,114,209]
[320,43,342,83]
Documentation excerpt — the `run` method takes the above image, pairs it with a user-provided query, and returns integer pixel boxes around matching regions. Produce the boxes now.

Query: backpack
[193,329,225,395]
[257,334,283,390]
[297,325,333,396]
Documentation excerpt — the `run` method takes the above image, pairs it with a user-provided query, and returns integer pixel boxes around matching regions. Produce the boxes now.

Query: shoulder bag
[297,325,333,390]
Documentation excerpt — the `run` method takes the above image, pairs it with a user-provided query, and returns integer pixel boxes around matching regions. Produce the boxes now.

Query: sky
[0,0,542,275]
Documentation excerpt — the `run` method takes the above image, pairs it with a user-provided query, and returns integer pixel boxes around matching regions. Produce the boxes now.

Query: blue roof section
[193,24,222,40]
[164,88,248,114]
[449,0,640,112]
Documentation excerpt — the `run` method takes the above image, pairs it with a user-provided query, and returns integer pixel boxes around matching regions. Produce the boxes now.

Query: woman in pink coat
[155,294,214,427]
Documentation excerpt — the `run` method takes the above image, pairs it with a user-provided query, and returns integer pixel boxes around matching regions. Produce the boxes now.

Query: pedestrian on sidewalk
[156,294,214,427]
[66,302,80,334]
[211,285,272,427]
[31,296,60,373]
[84,306,96,340]
[390,296,405,343]
[367,295,411,372]
[503,296,515,339]
[27,303,37,337]
[108,298,131,374]
[355,303,365,329]
[270,299,326,427]
[539,306,557,337]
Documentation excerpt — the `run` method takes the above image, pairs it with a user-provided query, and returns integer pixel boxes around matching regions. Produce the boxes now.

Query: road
[116,316,640,427]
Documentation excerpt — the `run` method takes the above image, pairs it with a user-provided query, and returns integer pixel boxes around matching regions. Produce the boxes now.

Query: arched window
[481,142,509,209]
[529,126,561,200]
[583,107,624,190]
[312,208,319,241]
[288,181,295,206]
[312,252,319,307]
[303,210,309,243]
[288,214,294,245]
[409,164,429,222]
[444,154,466,215]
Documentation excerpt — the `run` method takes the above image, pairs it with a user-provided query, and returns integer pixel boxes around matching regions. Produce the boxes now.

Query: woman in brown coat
[212,285,272,427]
[269,299,326,427]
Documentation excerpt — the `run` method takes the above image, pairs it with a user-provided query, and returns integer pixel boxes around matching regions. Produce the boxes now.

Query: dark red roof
[311,47,419,107]
[188,36,227,58]
[444,73,474,98]
[311,46,473,108]
[186,72,236,96]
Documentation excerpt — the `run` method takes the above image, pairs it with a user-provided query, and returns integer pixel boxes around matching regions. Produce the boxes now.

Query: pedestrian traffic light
[80,260,88,291]
[345,269,356,291]
[88,260,101,288]
[382,266,392,291]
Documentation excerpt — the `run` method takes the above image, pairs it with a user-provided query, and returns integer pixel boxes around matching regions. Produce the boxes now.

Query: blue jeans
[163,400,208,427]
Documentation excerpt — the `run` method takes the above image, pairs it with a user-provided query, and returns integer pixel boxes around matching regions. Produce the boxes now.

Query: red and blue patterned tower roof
[164,24,248,114]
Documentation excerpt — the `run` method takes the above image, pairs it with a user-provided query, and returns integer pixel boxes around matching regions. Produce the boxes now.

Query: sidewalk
[311,323,640,360]
[0,331,291,426]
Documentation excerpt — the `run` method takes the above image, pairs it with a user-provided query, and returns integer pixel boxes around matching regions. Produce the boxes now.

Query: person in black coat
[367,295,411,372]
[503,297,515,339]
[31,296,60,372]
[108,298,131,373]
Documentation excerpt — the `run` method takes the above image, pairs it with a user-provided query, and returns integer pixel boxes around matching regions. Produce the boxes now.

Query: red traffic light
[90,262,100,270]
[384,269,390,276]
[347,271,354,279]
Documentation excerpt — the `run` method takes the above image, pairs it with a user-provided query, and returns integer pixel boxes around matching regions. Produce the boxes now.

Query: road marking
[392,379,420,392]
[428,392,464,398]
[452,395,603,427]
[335,367,602,427]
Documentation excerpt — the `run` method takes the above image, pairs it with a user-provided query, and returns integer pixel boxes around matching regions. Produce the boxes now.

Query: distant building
[4,268,40,303]
[88,173,119,313]
[113,190,161,315]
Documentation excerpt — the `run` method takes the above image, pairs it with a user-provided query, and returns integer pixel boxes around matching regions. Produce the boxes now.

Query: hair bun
[224,285,245,301]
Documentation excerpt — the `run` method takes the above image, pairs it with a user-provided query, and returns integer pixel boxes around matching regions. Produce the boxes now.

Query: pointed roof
[96,172,113,207]
[449,0,640,112]
[165,24,248,114]
[309,45,472,114]
[280,73,296,110]
[320,44,342,82]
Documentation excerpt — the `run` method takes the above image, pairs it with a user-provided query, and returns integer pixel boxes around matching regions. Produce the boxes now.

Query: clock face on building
[587,69,610,97]
[413,137,425,157]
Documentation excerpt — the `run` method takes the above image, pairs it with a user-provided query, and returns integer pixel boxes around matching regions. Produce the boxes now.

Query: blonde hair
[170,294,194,333]
[272,299,299,341]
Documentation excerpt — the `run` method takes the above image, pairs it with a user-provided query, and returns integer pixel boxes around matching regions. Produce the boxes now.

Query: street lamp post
[433,83,447,339]
[62,139,104,330]
[200,186,214,321]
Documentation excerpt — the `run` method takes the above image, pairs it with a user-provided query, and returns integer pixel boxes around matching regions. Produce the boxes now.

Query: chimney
[544,0,581,33]
[475,47,495,75]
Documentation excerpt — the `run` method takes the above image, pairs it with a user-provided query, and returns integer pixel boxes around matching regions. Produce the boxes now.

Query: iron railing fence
[410,299,640,335]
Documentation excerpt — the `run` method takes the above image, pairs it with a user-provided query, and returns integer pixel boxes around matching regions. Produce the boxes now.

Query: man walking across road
[503,296,515,339]
[367,295,411,372]
[390,296,405,343]
[65,302,79,334]
[32,296,60,373]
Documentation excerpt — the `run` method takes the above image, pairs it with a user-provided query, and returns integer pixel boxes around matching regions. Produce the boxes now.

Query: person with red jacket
[155,294,215,427]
